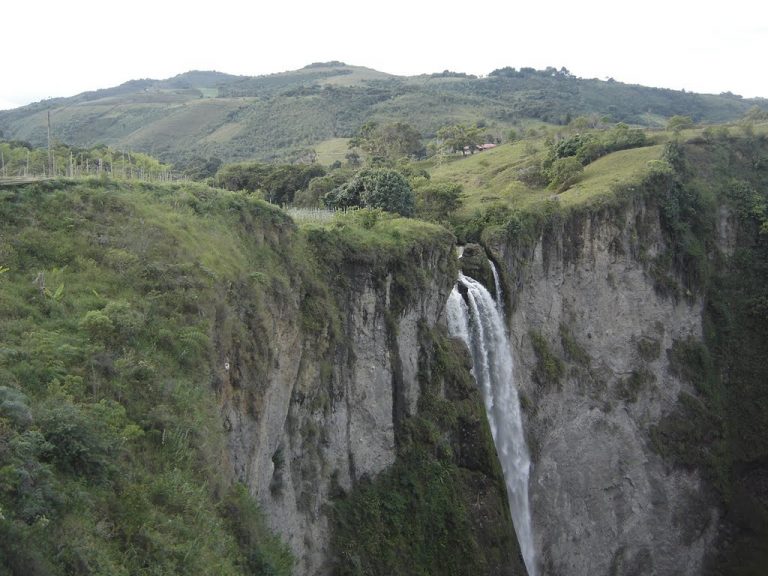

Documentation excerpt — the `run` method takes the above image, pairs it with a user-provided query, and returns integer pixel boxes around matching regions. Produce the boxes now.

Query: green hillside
[0,179,298,574]
[1,63,765,167]
[428,139,665,214]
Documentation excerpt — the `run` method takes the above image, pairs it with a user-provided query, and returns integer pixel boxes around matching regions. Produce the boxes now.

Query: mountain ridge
[1,62,765,165]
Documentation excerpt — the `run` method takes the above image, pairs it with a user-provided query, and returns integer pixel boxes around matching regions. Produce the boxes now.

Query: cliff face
[491,194,721,575]
[4,139,762,575]
[217,251,438,573]
[0,178,526,575]
[212,221,523,575]
[210,137,767,575]
[236,188,724,576]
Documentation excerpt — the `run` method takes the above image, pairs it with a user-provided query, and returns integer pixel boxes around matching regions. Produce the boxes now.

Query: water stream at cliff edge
[446,266,536,576]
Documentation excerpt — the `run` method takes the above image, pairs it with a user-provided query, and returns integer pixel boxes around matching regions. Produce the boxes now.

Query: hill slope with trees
[1,63,765,167]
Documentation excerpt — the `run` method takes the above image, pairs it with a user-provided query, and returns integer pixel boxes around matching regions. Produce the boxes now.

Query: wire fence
[0,176,52,187]
[0,152,187,183]
[0,168,187,183]
[284,206,360,223]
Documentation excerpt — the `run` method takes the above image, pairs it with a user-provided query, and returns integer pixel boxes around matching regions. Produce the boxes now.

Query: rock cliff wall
[211,225,515,574]
[491,195,720,575]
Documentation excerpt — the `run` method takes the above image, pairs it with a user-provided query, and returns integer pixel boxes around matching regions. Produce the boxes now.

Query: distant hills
[0,62,765,166]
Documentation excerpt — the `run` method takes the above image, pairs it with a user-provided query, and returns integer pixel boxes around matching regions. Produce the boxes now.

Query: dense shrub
[325,168,414,216]
[215,161,326,204]
[548,157,584,191]
[414,181,463,222]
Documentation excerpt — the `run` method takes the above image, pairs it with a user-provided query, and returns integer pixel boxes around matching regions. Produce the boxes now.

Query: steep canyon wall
[491,194,721,575]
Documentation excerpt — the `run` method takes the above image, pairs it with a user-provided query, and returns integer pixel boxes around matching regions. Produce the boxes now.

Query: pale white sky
[1,0,766,111]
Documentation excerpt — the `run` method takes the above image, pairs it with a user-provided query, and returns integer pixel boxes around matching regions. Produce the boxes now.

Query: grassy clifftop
[429,138,665,215]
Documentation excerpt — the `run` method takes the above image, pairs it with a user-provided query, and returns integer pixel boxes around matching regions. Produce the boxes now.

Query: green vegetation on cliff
[446,126,768,574]
[479,129,768,575]
[648,133,768,575]
[429,127,665,244]
[0,179,301,574]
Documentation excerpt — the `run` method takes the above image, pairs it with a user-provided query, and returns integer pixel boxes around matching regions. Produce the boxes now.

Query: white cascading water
[446,265,536,576]
[490,259,505,319]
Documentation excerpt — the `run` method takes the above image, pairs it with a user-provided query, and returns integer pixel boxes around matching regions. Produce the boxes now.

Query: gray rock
[217,244,457,575]
[493,198,719,576]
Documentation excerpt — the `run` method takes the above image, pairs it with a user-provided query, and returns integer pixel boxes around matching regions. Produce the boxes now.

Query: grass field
[558,145,664,207]
[314,137,352,165]
[428,137,665,216]
[429,142,540,213]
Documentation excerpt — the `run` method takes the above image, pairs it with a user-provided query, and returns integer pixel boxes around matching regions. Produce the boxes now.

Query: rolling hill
[0,62,765,167]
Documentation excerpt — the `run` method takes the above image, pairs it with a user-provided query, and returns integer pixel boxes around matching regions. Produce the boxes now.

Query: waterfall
[490,260,505,319]
[446,269,536,576]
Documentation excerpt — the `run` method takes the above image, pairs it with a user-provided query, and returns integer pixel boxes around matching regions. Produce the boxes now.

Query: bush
[414,182,463,222]
[548,157,584,191]
[325,168,415,216]
[216,162,326,205]
[220,484,294,575]
[667,115,694,132]
[516,162,549,187]
[80,300,143,346]
[293,171,352,207]
[0,387,33,428]
[35,395,139,479]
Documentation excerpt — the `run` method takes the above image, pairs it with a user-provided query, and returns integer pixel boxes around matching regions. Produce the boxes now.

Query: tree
[293,171,352,207]
[378,122,423,159]
[553,134,585,158]
[667,115,694,133]
[349,121,423,163]
[603,123,646,151]
[325,168,414,216]
[181,156,222,181]
[415,182,463,222]
[744,106,768,122]
[360,169,414,215]
[215,162,326,204]
[436,123,484,155]
[548,157,584,191]
[345,150,361,168]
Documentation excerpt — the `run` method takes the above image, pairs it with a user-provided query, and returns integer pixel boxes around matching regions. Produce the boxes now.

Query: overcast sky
[1,0,766,111]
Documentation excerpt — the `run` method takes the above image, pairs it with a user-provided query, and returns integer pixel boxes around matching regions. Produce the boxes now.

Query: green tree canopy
[667,115,695,132]
[325,168,414,216]
[548,157,584,191]
[215,162,326,204]
[293,171,353,207]
[349,121,423,163]
[744,105,768,122]
[180,156,223,181]
[436,123,485,155]
[414,182,463,222]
